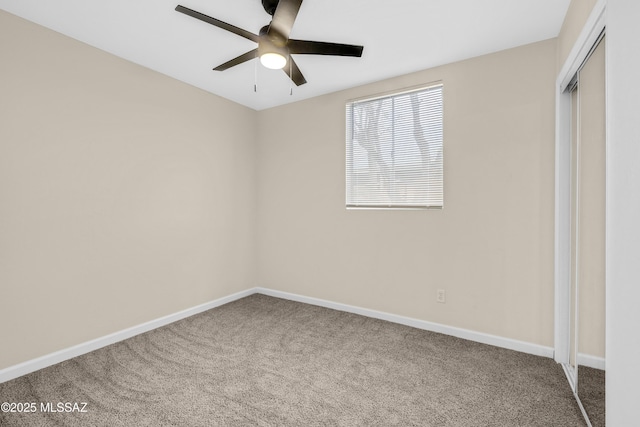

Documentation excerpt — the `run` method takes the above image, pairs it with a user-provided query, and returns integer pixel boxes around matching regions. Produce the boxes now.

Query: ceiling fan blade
[283,57,307,86]
[288,40,364,57]
[175,5,259,43]
[269,0,303,41]
[213,49,258,71]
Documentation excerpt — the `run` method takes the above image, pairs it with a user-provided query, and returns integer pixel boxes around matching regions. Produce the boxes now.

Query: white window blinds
[346,84,443,208]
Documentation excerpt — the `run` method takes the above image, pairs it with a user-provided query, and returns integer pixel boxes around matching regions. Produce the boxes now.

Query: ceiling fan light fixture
[260,52,287,69]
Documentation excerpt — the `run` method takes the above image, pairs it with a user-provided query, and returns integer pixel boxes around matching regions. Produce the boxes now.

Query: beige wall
[257,39,557,347]
[557,0,598,69]
[2,4,592,371]
[0,11,257,370]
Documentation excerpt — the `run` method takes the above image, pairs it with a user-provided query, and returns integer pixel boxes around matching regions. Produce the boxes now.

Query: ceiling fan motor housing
[258,25,288,67]
[259,24,286,47]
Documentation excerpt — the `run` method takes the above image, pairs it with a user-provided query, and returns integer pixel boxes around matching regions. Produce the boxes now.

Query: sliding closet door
[577,37,606,367]
[555,6,606,424]
[576,37,606,425]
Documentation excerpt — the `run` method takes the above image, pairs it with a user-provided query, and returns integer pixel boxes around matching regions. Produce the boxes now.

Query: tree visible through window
[346,84,443,208]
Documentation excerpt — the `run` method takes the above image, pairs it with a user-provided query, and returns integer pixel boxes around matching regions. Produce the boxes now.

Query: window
[346,84,443,209]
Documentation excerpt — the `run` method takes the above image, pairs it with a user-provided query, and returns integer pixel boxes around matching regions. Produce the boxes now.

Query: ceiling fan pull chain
[289,58,293,96]
[254,55,258,92]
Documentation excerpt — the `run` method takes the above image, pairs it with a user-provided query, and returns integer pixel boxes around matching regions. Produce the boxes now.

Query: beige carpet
[578,366,605,427]
[0,294,586,426]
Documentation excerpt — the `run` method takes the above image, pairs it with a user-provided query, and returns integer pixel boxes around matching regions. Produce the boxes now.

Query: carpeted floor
[0,294,588,426]
[578,366,605,427]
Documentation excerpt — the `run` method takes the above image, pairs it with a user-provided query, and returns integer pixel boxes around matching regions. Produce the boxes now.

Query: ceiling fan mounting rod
[262,0,280,16]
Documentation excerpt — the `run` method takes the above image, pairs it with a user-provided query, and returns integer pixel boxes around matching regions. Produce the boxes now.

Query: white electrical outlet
[436,289,446,303]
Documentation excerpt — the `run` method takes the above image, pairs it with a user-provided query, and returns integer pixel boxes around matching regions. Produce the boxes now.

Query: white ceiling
[0,0,571,110]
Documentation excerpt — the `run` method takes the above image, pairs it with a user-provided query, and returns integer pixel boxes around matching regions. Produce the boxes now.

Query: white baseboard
[255,287,555,359]
[0,288,257,384]
[578,353,606,370]
[2,286,599,385]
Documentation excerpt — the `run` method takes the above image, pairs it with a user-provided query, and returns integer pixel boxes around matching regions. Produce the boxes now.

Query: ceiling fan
[175,0,364,86]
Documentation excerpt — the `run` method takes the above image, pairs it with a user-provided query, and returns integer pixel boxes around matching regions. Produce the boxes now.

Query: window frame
[345,82,444,210]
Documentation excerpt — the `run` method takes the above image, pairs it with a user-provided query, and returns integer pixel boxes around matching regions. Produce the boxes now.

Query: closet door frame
[554,0,606,371]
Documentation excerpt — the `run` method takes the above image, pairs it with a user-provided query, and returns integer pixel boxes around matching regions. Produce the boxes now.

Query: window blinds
[346,84,443,208]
